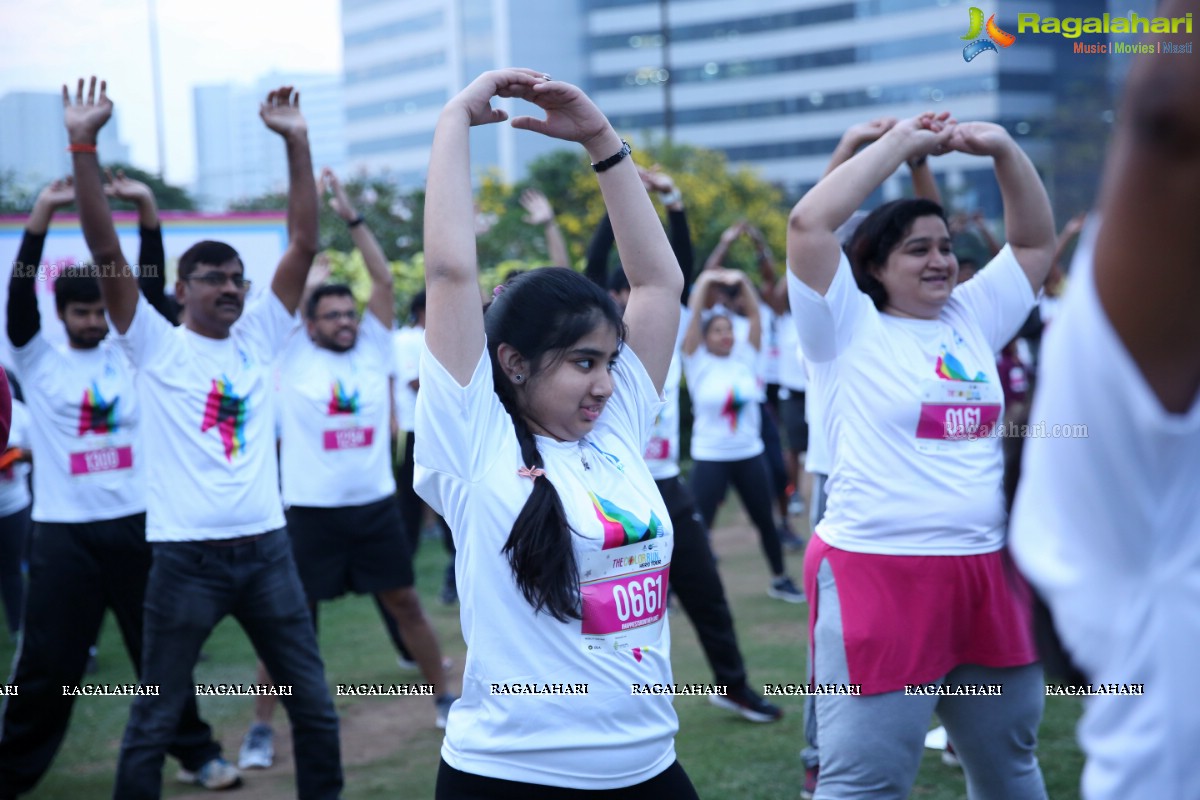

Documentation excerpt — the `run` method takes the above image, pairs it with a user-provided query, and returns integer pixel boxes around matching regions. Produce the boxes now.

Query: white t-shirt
[277,311,396,508]
[414,341,678,790]
[758,302,781,385]
[1010,229,1200,800]
[684,341,764,462]
[803,360,831,476]
[0,400,32,517]
[392,326,423,434]
[116,294,294,541]
[643,308,689,481]
[788,245,1034,555]
[11,332,144,523]
[776,310,807,392]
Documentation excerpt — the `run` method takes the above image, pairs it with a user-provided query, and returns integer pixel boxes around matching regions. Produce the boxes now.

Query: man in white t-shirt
[64,78,343,800]
[237,175,452,770]
[0,219,232,793]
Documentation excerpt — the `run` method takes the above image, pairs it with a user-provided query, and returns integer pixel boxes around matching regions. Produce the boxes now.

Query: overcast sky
[0,0,343,187]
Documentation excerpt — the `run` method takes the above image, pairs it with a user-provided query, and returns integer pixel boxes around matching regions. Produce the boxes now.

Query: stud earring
[514,374,524,383]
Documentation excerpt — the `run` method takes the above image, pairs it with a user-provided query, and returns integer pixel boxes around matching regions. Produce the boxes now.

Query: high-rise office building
[589,0,1110,214]
[340,0,1111,216]
[0,91,130,191]
[193,72,345,211]
[341,0,586,187]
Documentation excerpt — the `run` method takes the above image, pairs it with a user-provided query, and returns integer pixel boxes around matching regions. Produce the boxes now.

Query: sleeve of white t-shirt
[949,244,1036,353]
[114,295,176,366]
[599,344,664,453]
[357,310,392,369]
[415,342,510,488]
[232,290,300,364]
[395,331,421,386]
[787,251,876,363]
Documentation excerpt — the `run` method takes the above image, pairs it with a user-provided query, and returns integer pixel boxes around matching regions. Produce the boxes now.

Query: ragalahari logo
[961,7,1017,61]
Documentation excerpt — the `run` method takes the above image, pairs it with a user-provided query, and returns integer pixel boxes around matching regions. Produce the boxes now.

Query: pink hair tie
[493,284,506,298]
[517,466,545,480]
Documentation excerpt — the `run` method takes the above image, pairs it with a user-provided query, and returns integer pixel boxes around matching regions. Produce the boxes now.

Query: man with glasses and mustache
[63,76,343,800]
[235,169,454,771]
[0,190,233,796]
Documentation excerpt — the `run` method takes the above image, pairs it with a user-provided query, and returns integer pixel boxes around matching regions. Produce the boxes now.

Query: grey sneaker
[435,694,457,729]
[177,756,242,790]
[237,722,274,770]
[767,577,806,604]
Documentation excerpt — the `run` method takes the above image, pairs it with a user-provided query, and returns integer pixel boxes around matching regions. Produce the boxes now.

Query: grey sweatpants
[812,558,1048,800]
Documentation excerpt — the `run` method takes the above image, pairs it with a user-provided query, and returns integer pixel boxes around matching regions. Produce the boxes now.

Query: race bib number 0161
[579,538,670,655]
[915,380,1001,453]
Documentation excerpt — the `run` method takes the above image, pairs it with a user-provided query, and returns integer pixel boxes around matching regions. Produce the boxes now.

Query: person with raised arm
[680,268,804,602]
[62,76,342,800]
[416,68,697,798]
[0,174,235,796]
[583,170,784,722]
[787,110,1055,799]
[1010,9,1200,796]
[237,167,454,770]
[102,167,180,324]
[518,187,570,267]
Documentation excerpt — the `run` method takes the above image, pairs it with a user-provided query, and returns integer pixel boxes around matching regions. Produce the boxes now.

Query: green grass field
[1,507,1084,799]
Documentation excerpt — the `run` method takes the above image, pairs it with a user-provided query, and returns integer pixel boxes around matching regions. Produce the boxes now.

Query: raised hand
[36,177,76,210]
[844,116,899,147]
[103,169,154,203]
[448,68,547,128]
[1061,211,1087,239]
[719,222,746,244]
[885,111,957,161]
[638,165,675,194]
[510,78,613,150]
[259,86,307,139]
[946,121,1013,158]
[62,76,112,144]
[320,167,357,222]
[519,188,555,225]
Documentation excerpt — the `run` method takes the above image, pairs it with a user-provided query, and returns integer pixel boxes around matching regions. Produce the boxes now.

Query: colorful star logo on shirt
[590,492,664,550]
[720,387,748,431]
[935,348,987,382]
[201,376,247,461]
[78,382,119,435]
[327,380,359,415]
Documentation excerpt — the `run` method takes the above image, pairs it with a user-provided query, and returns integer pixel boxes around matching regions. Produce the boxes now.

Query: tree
[475,140,791,284]
[230,174,426,264]
[104,163,196,211]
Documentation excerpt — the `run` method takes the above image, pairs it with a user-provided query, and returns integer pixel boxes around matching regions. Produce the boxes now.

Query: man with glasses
[64,76,343,800]
[236,170,453,771]
[0,186,234,796]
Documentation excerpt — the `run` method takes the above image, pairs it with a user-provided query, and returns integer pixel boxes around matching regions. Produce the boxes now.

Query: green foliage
[232,141,791,312]
[0,164,196,214]
[104,163,196,211]
[475,139,791,283]
[0,170,35,213]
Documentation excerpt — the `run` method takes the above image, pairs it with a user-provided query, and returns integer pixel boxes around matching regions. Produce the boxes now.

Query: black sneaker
[768,576,806,604]
[708,684,784,723]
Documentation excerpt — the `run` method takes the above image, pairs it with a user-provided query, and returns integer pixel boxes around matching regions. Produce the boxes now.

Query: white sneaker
[177,756,242,789]
[237,723,274,770]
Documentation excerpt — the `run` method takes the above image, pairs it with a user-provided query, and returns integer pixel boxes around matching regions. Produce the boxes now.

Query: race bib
[322,426,375,451]
[643,437,669,461]
[579,538,670,655]
[69,445,134,475]
[914,380,1001,453]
